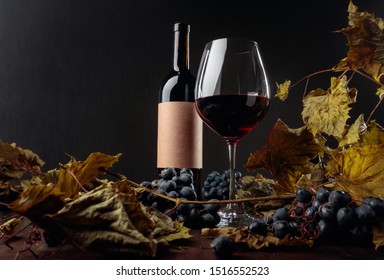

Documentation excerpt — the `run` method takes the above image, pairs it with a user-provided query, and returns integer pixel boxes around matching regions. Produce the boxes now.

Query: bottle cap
[174,22,190,32]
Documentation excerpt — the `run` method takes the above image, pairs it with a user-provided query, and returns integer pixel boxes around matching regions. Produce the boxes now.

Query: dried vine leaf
[246,119,322,194]
[302,76,357,138]
[325,144,384,200]
[47,181,190,256]
[376,87,384,98]
[338,114,366,147]
[8,184,65,220]
[155,220,192,245]
[359,120,384,145]
[0,140,44,181]
[202,227,313,250]
[241,175,275,197]
[296,161,327,188]
[336,1,384,82]
[372,221,384,250]
[275,80,291,101]
[56,152,121,198]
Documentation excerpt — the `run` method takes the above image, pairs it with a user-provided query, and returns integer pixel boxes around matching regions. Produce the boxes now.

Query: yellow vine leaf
[338,114,366,147]
[358,120,384,145]
[302,76,357,138]
[376,86,384,98]
[246,119,322,194]
[56,152,121,198]
[9,183,65,219]
[336,1,384,82]
[0,139,44,180]
[275,80,291,101]
[325,144,384,200]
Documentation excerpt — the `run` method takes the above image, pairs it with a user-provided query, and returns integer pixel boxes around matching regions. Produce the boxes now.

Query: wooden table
[1,223,383,260]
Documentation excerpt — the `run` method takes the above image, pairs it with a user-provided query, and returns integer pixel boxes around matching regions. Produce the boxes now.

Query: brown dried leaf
[241,175,275,197]
[246,119,322,194]
[338,114,366,147]
[275,80,291,101]
[302,76,357,138]
[8,184,65,220]
[56,152,121,198]
[0,140,44,181]
[47,180,190,256]
[296,160,328,189]
[336,1,384,82]
[155,220,192,245]
[325,144,384,200]
[202,227,279,249]
[359,120,384,145]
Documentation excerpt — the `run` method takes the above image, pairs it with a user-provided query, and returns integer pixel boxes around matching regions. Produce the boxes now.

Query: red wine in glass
[195,94,270,142]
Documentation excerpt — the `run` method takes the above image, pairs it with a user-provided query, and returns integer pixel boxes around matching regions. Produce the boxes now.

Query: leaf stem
[353,69,383,87]
[351,69,384,123]
[291,68,336,89]
[367,94,384,123]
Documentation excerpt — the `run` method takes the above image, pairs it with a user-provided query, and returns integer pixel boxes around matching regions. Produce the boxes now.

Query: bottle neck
[173,27,190,71]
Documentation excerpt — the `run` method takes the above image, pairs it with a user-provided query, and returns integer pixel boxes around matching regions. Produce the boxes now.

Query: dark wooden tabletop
[1,223,383,260]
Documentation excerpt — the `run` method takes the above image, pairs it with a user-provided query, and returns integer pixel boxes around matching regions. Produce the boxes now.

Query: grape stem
[136,180,295,205]
[101,168,297,212]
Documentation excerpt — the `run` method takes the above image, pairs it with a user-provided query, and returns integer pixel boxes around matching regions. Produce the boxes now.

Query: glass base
[216,203,256,227]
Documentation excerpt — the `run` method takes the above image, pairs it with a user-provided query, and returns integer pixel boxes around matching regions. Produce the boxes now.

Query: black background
[0,0,383,184]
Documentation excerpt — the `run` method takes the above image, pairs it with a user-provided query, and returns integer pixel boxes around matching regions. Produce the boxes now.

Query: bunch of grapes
[139,168,221,229]
[202,170,243,200]
[248,187,384,243]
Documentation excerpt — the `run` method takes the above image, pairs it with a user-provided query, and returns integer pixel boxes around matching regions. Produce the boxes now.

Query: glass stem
[227,141,238,203]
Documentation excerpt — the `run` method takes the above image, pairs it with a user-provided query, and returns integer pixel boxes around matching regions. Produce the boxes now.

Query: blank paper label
[157,102,203,168]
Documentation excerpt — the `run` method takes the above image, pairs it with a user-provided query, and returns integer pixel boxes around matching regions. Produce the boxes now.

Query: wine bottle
[157,23,203,197]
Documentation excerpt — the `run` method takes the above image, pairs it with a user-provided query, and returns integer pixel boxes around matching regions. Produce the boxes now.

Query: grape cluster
[248,188,384,242]
[202,170,242,200]
[139,168,221,229]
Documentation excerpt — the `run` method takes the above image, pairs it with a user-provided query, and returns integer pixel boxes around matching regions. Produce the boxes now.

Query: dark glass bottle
[157,23,203,198]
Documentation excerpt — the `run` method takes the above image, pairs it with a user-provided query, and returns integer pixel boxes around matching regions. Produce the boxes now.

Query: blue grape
[355,204,376,225]
[273,207,289,222]
[179,186,196,200]
[164,180,177,192]
[319,203,336,221]
[205,199,221,214]
[166,190,179,198]
[336,206,356,228]
[363,196,384,217]
[272,220,290,238]
[179,173,193,186]
[304,206,318,221]
[201,213,219,228]
[160,168,177,180]
[318,219,335,237]
[315,188,330,203]
[248,220,268,236]
[211,236,234,258]
[296,188,312,204]
[328,190,352,209]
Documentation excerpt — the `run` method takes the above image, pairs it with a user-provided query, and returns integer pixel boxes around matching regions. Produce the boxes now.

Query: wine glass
[195,38,270,227]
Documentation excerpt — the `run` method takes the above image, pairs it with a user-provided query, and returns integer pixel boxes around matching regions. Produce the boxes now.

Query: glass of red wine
[195,38,270,227]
